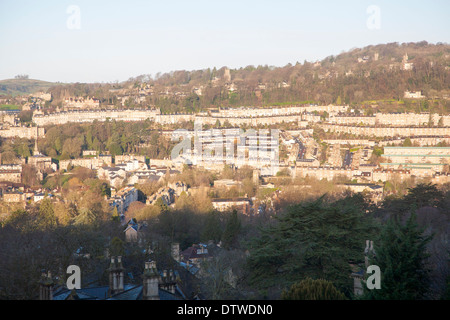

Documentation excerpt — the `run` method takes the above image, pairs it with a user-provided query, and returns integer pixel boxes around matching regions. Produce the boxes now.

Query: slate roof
[109,286,183,300]
[53,284,183,300]
[180,244,211,261]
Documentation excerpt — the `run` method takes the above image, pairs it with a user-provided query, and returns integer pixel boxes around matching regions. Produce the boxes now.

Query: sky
[0,0,449,83]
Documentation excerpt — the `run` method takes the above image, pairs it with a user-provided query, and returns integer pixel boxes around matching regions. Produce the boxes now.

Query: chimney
[143,261,160,300]
[171,243,180,262]
[108,257,116,296]
[108,256,125,296]
[39,270,54,300]
[364,240,375,268]
[168,270,176,294]
[159,268,177,294]
[116,256,124,293]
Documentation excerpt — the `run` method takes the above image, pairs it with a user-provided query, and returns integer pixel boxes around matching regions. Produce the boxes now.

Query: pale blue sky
[0,0,449,83]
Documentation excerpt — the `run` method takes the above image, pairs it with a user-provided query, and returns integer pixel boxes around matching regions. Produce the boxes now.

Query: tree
[73,207,97,226]
[21,164,40,186]
[38,197,57,229]
[154,197,169,213]
[221,164,234,179]
[199,249,247,300]
[18,141,31,158]
[246,194,378,296]
[281,278,347,300]
[1,209,34,232]
[111,206,120,222]
[110,237,125,257]
[53,202,71,226]
[221,209,241,250]
[201,212,223,243]
[379,183,443,219]
[403,137,412,147]
[403,183,443,210]
[364,212,432,300]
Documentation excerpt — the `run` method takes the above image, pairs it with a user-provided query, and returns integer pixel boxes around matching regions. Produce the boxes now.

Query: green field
[0,104,21,110]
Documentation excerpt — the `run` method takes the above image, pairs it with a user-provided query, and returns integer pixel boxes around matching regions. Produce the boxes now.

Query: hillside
[4,41,450,114]
[0,78,59,96]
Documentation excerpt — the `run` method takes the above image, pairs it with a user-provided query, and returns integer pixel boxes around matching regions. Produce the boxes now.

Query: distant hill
[3,41,450,114]
[0,78,58,96]
[114,41,450,112]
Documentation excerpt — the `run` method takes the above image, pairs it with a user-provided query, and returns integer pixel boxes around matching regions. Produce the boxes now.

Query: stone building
[372,168,411,182]
[2,191,26,202]
[321,124,450,138]
[109,186,138,214]
[115,154,146,164]
[0,126,45,139]
[59,155,112,171]
[32,104,347,127]
[404,91,425,99]
[63,96,100,109]
[383,146,450,156]
[211,197,252,214]
[180,243,212,268]
[28,139,53,171]
[294,166,354,181]
[33,108,161,126]
[0,167,22,183]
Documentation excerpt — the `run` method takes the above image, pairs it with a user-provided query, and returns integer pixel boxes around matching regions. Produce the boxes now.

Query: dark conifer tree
[364,212,432,300]
[221,209,241,250]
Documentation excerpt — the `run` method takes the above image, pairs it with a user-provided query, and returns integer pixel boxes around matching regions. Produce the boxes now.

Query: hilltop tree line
[37,42,450,114]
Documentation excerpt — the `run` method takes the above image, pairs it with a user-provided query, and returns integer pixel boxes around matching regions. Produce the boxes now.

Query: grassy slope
[0,78,59,96]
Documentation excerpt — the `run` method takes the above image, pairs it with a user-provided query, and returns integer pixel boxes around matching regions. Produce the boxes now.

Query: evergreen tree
[73,207,97,226]
[2,209,34,232]
[111,206,120,222]
[282,278,347,300]
[110,237,125,257]
[221,209,241,250]
[403,183,443,210]
[379,183,443,220]
[201,211,223,243]
[364,212,432,300]
[403,137,412,147]
[38,197,57,229]
[246,194,378,296]
[155,197,169,213]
